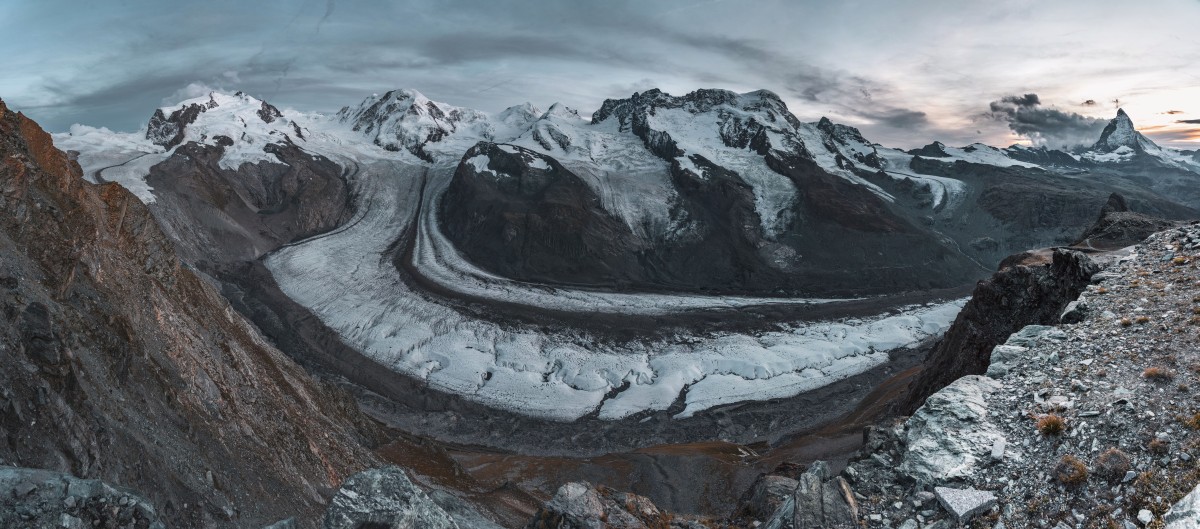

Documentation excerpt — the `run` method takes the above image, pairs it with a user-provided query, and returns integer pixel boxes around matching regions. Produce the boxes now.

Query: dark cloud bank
[986,93,1108,149]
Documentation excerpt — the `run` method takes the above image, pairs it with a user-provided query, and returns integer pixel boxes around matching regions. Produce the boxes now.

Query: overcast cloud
[2,0,1199,148]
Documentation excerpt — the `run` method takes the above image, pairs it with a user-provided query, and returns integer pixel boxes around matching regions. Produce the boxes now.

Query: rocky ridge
[842,223,1200,528]
[0,98,384,528]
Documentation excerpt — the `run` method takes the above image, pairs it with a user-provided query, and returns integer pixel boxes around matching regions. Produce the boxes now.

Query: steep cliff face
[900,248,1101,414]
[0,99,383,528]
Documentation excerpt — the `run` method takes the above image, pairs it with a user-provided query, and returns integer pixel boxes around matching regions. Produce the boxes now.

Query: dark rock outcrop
[1074,192,1176,250]
[145,139,352,271]
[759,461,858,529]
[258,100,283,123]
[146,101,208,148]
[0,98,382,528]
[901,248,1100,413]
[906,142,950,158]
[440,142,651,289]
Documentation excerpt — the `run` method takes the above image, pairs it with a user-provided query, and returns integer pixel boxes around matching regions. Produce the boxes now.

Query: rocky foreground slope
[841,224,1200,528]
[0,100,386,527]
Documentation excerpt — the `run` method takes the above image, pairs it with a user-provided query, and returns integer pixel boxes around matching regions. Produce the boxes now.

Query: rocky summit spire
[1092,108,1158,153]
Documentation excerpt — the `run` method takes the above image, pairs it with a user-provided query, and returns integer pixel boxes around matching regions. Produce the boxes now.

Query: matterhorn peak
[1093,107,1157,153]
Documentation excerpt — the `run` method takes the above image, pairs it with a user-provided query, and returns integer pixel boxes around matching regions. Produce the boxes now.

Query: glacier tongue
[264,154,967,422]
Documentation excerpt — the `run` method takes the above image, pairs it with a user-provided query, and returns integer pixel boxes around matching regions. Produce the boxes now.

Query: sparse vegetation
[1093,448,1131,481]
[1143,366,1175,382]
[1120,317,1133,327]
[1183,412,1200,430]
[1054,455,1088,486]
[1135,315,1151,324]
[1147,438,1169,455]
[1172,256,1188,265]
[1037,414,1066,436]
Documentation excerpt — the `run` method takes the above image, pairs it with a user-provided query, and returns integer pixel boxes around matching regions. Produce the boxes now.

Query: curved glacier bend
[264,157,966,421]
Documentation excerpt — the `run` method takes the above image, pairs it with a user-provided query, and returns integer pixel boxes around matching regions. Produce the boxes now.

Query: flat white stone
[935,486,997,522]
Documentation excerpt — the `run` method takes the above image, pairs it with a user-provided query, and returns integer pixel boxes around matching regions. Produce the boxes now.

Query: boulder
[1060,298,1090,323]
[741,475,799,521]
[1165,483,1200,528]
[934,486,996,522]
[898,376,1003,483]
[525,481,673,529]
[1003,325,1067,347]
[761,461,858,529]
[985,344,1030,378]
[323,466,458,529]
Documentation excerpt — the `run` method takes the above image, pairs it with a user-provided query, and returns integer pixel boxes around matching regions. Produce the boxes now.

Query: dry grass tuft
[1143,366,1175,383]
[1054,455,1088,486]
[1148,438,1170,455]
[1183,412,1200,430]
[1135,315,1151,324]
[1037,414,1067,436]
[1093,448,1131,481]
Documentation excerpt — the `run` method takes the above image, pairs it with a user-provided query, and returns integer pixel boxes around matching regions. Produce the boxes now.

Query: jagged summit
[1092,107,1159,153]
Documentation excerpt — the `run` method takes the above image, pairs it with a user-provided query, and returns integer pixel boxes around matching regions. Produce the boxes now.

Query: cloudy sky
[3,0,1199,149]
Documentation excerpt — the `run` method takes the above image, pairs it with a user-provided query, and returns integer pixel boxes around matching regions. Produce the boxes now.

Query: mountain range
[5,84,1199,527]
[55,88,1200,297]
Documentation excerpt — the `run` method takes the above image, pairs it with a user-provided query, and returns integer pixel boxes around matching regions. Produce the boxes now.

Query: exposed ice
[265,153,967,421]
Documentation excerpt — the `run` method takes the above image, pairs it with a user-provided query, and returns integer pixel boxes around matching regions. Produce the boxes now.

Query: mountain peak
[1092,107,1156,153]
[145,90,294,149]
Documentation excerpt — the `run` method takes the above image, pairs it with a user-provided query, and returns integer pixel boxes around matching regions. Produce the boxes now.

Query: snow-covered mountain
[335,89,515,162]
[48,88,1199,424]
[145,91,309,168]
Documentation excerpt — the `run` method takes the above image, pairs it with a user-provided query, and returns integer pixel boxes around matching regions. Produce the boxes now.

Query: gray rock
[898,519,918,529]
[1123,471,1138,483]
[1138,508,1153,525]
[743,475,799,520]
[526,481,669,529]
[427,490,505,529]
[1005,325,1067,347]
[323,466,458,529]
[898,376,1003,483]
[986,345,1029,378]
[934,486,997,523]
[1164,483,1200,528]
[0,466,165,529]
[761,462,857,529]
[263,518,297,529]
[991,437,1007,462]
[1061,298,1090,323]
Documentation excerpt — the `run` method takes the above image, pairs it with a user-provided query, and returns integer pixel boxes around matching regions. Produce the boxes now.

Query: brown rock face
[0,100,381,528]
